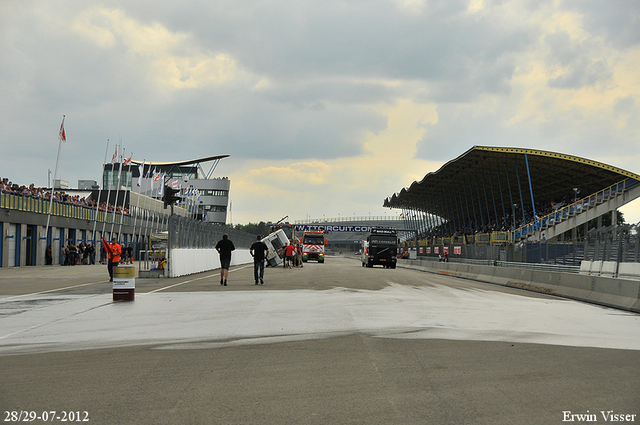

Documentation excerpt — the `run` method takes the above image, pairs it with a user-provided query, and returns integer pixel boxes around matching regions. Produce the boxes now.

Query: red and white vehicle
[301,230,326,263]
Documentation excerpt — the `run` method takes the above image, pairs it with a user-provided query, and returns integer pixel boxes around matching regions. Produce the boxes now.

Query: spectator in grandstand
[0,176,127,213]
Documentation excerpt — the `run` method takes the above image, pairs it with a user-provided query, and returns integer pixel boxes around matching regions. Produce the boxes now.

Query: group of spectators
[55,242,97,266]
[417,194,582,240]
[0,176,129,214]
[46,241,134,266]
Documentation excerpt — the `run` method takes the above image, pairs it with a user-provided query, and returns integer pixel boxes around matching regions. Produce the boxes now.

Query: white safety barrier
[168,248,254,278]
[398,259,640,313]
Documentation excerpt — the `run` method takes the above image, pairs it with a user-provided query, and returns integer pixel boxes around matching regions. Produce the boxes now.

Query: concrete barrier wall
[169,248,253,278]
[618,263,640,281]
[577,261,640,281]
[399,259,640,313]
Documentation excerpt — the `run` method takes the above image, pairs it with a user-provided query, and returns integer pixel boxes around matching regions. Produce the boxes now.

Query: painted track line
[0,280,109,303]
[145,265,252,294]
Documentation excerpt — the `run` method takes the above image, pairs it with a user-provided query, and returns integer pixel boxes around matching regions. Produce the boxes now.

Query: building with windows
[102,155,231,224]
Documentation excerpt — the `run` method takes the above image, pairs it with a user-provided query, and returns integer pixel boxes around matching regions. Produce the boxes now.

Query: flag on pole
[124,154,132,166]
[117,148,124,180]
[59,116,66,142]
[111,146,118,163]
[137,161,145,186]
[153,169,160,183]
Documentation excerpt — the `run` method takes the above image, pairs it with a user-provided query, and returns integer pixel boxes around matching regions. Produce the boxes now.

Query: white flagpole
[92,139,109,244]
[136,163,151,258]
[45,115,65,241]
[102,143,116,237]
[110,143,123,236]
[132,160,145,244]
[117,152,132,240]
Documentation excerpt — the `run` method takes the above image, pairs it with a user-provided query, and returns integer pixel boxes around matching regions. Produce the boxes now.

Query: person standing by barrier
[102,237,121,282]
[215,234,235,286]
[126,244,133,264]
[87,243,96,265]
[296,242,303,268]
[250,235,269,285]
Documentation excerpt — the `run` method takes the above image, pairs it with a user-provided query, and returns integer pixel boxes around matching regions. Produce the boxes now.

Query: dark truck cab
[361,228,398,269]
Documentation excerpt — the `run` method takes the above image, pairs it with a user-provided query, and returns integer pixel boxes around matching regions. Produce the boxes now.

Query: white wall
[168,248,253,278]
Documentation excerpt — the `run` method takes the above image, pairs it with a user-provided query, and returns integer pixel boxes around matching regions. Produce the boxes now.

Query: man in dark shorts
[215,234,235,286]
[250,235,269,285]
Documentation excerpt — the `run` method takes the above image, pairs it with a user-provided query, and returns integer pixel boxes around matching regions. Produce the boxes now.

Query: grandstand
[384,146,640,264]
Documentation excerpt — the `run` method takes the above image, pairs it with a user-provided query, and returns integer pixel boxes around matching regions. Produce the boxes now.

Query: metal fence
[167,215,256,249]
[402,224,640,270]
[583,224,640,263]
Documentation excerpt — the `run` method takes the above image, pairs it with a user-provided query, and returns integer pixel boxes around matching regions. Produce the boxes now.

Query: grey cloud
[415,98,640,166]
[121,0,537,102]
[2,0,639,191]
[544,32,612,89]
[562,0,640,48]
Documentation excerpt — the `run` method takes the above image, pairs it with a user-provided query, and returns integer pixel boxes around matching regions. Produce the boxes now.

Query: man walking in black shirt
[250,235,269,285]
[215,234,235,286]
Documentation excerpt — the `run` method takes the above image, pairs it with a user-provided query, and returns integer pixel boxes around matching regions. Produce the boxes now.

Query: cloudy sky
[1,0,639,225]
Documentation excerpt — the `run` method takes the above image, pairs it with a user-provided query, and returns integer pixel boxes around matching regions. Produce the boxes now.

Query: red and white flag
[124,154,132,166]
[59,116,66,142]
[111,147,118,163]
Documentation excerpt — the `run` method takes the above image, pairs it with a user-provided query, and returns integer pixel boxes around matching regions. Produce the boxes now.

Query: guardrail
[418,178,636,246]
[428,256,581,274]
[513,178,638,240]
[0,191,131,224]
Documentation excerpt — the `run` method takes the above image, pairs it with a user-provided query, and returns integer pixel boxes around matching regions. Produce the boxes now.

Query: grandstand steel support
[466,183,475,232]
[461,183,472,233]
[442,190,451,235]
[505,161,516,230]
[425,197,435,236]
[488,170,499,229]
[525,154,539,231]
[448,189,456,234]
[514,158,527,227]
[451,187,461,233]
[475,179,485,230]
[456,186,467,234]
[481,172,492,230]
[495,165,508,231]
[425,199,436,236]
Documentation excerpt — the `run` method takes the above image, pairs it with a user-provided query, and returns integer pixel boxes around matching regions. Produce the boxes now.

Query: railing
[0,191,132,225]
[296,215,402,224]
[513,178,637,240]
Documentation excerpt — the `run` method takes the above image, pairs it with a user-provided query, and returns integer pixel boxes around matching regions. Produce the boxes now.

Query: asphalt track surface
[1,257,638,424]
